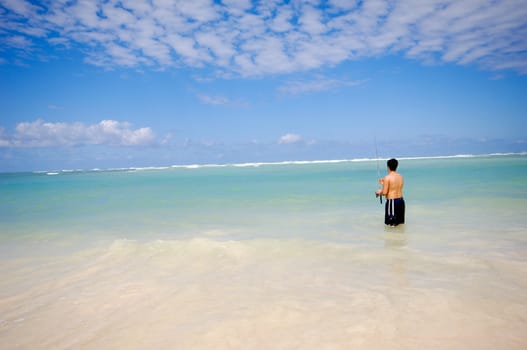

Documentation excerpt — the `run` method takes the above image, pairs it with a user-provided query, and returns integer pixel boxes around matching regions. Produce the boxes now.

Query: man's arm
[380,176,390,196]
[376,176,389,197]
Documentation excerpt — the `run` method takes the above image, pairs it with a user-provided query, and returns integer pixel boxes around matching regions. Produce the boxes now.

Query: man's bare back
[380,171,404,199]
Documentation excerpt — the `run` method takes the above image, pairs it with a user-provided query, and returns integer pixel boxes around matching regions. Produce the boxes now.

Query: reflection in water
[383,224,407,248]
[383,225,410,287]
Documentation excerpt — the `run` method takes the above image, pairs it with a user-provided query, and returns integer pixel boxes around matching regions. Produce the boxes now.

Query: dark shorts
[385,198,405,226]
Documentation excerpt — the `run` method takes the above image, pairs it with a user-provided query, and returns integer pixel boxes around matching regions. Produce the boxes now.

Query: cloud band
[1,0,526,75]
[0,120,155,147]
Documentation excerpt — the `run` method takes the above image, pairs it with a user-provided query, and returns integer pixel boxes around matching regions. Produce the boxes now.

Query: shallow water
[1,155,526,349]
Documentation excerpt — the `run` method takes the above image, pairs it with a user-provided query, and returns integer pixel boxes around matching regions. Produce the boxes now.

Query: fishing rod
[375,137,382,204]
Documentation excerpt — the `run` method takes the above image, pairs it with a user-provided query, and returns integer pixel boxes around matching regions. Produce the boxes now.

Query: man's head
[387,158,398,171]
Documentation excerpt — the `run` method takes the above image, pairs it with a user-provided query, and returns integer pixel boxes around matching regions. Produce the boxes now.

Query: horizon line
[17,151,527,175]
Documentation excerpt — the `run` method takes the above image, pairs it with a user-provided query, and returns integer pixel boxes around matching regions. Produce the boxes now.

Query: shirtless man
[375,158,405,226]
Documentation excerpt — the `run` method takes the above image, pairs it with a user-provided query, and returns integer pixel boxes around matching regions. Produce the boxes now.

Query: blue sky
[1,0,526,171]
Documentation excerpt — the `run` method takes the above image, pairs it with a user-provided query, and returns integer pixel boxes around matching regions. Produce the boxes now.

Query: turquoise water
[1,160,379,246]
[1,155,527,349]
[1,155,525,243]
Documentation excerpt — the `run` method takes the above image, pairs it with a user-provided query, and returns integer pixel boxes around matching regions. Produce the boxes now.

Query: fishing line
[375,137,382,204]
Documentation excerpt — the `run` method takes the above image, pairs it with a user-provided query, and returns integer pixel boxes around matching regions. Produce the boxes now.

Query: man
[375,158,405,226]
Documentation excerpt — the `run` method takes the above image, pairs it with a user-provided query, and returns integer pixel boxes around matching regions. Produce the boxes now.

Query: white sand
[1,238,526,350]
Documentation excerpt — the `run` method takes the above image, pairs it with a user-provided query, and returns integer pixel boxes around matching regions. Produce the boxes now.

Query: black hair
[387,158,398,171]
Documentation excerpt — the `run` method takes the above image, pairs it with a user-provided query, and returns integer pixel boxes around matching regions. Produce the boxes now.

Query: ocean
[1,154,526,349]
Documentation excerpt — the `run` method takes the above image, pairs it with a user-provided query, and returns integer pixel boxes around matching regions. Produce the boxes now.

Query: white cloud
[1,120,155,147]
[329,0,360,12]
[0,0,42,18]
[268,6,293,32]
[299,5,326,35]
[278,133,302,145]
[1,0,526,74]
[195,30,235,64]
[3,35,33,50]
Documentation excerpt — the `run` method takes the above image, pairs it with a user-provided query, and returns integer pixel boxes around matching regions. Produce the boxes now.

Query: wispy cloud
[0,119,155,147]
[0,127,10,147]
[1,0,526,75]
[198,93,249,107]
[278,133,302,145]
[278,76,366,95]
[198,94,231,106]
